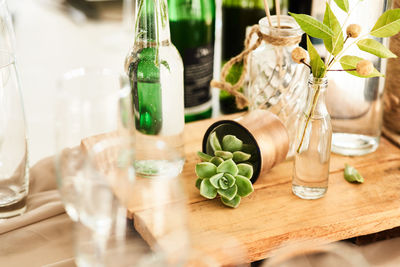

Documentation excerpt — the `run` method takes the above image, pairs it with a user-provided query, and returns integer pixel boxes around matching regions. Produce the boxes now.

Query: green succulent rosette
[195,133,254,208]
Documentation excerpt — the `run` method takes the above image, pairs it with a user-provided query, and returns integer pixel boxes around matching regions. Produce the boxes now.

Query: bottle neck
[134,0,171,45]
[307,76,328,117]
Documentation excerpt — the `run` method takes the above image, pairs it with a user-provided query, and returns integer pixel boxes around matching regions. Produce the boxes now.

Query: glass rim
[60,67,122,81]
[308,74,328,86]
[259,15,303,37]
[57,67,130,99]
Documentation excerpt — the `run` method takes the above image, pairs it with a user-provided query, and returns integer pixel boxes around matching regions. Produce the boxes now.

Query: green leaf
[214,150,233,160]
[197,151,212,162]
[210,157,224,166]
[209,173,224,189]
[224,173,236,188]
[307,35,326,78]
[160,60,170,72]
[237,163,253,179]
[195,178,203,189]
[195,162,217,178]
[371,9,400,38]
[200,179,217,199]
[218,184,238,201]
[357,38,397,58]
[217,159,239,176]
[340,55,383,78]
[221,195,241,208]
[323,3,344,56]
[289,12,334,39]
[219,178,229,190]
[209,132,222,153]
[232,151,251,163]
[344,164,364,183]
[222,135,243,152]
[235,175,254,197]
[333,0,349,13]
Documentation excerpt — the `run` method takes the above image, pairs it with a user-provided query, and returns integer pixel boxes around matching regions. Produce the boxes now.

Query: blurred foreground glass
[0,51,29,219]
[55,68,133,266]
[55,68,132,222]
[263,241,369,267]
[0,0,16,53]
[90,137,189,266]
[327,0,389,156]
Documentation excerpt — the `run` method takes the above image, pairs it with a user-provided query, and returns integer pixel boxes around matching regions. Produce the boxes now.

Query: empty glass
[327,0,389,156]
[0,51,29,219]
[55,68,133,266]
[90,137,189,266]
[55,68,132,221]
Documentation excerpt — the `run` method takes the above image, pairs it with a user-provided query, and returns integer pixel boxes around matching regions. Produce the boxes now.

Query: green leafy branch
[288,0,400,153]
[290,0,400,79]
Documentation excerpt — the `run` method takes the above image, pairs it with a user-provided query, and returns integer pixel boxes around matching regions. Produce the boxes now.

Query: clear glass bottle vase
[125,0,185,177]
[292,75,332,200]
[246,15,309,157]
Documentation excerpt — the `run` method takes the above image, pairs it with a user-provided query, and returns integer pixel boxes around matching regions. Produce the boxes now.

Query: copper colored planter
[202,110,289,183]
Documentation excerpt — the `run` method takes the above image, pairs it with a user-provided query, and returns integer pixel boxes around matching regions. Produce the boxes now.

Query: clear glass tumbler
[0,51,29,219]
[55,68,134,266]
[327,0,389,156]
[292,76,332,200]
[55,68,132,222]
[90,137,189,266]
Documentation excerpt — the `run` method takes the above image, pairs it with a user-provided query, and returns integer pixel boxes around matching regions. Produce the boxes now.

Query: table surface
[10,1,400,266]
[128,114,400,266]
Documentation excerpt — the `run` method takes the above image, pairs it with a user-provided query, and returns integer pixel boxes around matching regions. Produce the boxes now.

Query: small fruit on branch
[346,24,362,38]
[291,47,308,64]
[356,60,374,76]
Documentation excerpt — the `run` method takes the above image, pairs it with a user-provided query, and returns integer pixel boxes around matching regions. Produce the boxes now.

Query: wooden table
[124,114,400,265]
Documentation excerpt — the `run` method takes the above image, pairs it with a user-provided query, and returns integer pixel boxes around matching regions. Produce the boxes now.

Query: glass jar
[246,15,309,157]
[292,75,332,200]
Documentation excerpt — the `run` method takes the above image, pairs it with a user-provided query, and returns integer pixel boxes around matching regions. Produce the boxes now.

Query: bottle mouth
[259,15,303,38]
[308,74,328,87]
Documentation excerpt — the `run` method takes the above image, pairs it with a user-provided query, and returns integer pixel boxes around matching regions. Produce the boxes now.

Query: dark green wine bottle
[219,0,288,114]
[168,0,216,122]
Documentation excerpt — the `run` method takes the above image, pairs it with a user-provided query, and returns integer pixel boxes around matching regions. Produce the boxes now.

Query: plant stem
[301,59,312,70]
[296,84,322,153]
[326,0,362,67]
[328,68,356,72]
[327,33,368,71]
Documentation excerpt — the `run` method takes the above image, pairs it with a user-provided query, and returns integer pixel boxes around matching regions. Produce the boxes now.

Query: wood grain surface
[133,115,400,265]
[82,114,400,265]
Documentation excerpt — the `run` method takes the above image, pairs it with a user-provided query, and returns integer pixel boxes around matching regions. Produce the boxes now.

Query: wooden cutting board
[130,114,400,265]
[82,114,400,265]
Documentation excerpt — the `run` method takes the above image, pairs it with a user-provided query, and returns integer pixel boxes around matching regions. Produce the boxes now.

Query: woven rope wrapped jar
[246,15,309,157]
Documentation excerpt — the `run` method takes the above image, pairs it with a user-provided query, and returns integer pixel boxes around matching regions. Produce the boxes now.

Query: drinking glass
[89,137,189,266]
[0,51,29,219]
[327,0,390,156]
[55,68,133,266]
[0,0,16,53]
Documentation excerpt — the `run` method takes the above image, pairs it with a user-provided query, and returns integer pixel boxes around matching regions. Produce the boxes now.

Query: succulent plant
[195,132,254,208]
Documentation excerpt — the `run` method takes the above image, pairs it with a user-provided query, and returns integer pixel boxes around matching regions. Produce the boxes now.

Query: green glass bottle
[168,0,216,122]
[125,0,185,175]
[219,0,288,114]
